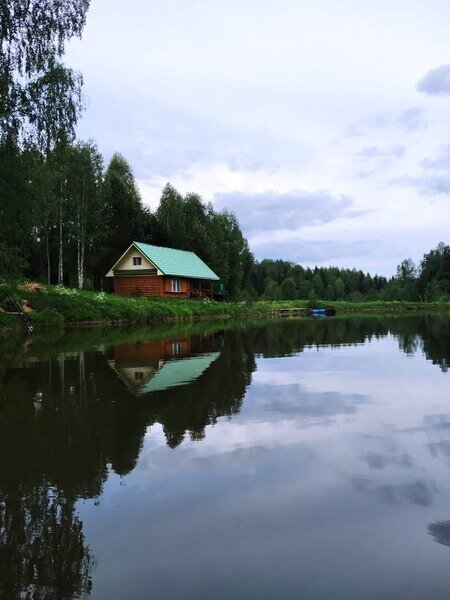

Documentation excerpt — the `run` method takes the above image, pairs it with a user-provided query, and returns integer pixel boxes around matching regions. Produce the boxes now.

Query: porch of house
[188,279,215,299]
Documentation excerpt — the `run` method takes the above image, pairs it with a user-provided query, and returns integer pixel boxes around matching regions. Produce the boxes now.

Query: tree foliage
[0,0,90,146]
[100,153,152,278]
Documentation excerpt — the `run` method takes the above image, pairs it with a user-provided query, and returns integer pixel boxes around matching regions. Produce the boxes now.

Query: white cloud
[65,0,450,275]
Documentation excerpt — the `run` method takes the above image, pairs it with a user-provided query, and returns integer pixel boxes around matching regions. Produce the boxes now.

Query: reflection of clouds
[402,481,434,507]
[352,477,434,507]
[423,415,450,467]
[424,415,450,431]
[263,388,364,419]
[246,382,367,426]
[428,441,450,459]
[362,451,413,470]
[191,445,271,469]
[130,424,322,495]
[428,521,450,547]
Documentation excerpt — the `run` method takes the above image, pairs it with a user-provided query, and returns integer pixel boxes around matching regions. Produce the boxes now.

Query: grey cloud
[417,64,450,97]
[78,89,308,180]
[391,144,450,195]
[356,145,406,179]
[214,190,359,235]
[359,146,381,159]
[345,107,425,137]
[252,237,376,264]
[422,174,450,195]
[358,145,405,160]
[396,107,424,130]
[391,173,450,196]
[421,145,450,171]
[122,126,281,180]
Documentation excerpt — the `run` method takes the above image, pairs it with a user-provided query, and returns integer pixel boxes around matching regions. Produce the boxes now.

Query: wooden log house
[106,242,220,298]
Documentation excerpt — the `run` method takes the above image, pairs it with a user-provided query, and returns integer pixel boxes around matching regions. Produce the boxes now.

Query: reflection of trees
[247,314,449,373]
[0,353,104,598]
[0,488,92,599]
[416,315,450,372]
[428,521,450,547]
[0,314,447,595]
[379,313,449,372]
[0,328,256,596]
[245,315,397,358]
[142,332,255,448]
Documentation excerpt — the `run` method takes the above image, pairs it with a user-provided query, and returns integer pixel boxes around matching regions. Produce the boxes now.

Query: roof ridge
[134,241,198,255]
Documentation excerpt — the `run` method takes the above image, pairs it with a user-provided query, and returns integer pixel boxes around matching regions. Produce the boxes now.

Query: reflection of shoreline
[3,313,448,375]
[0,315,448,597]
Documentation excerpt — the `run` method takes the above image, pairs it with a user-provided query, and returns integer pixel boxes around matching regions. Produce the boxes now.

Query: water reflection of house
[108,336,220,395]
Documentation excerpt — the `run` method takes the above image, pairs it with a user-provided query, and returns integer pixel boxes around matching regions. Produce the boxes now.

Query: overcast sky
[65,0,450,275]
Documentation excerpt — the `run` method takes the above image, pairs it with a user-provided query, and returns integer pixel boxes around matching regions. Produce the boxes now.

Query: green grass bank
[0,283,449,331]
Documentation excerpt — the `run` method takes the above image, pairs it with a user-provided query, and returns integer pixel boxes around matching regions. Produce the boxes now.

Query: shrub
[0,312,20,329]
[32,308,65,326]
[64,304,102,323]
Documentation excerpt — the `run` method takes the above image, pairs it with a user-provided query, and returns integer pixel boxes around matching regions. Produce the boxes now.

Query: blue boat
[312,308,336,317]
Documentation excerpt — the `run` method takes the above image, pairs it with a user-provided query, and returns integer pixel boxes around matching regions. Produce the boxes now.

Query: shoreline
[1,301,449,335]
[1,284,449,334]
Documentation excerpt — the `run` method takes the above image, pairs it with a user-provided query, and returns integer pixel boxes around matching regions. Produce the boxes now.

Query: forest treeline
[1,141,253,298]
[250,247,450,302]
[3,134,449,302]
[1,0,449,302]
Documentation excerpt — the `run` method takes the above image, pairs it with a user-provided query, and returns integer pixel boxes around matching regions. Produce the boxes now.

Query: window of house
[171,278,181,292]
[133,256,142,266]
[134,371,144,380]
[172,341,183,356]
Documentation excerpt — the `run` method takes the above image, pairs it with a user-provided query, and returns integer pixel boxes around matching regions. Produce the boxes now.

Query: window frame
[172,341,183,356]
[171,278,182,293]
[132,256,142,266]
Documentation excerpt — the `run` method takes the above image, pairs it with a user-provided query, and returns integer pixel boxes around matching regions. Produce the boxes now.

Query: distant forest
[1,1,449,302]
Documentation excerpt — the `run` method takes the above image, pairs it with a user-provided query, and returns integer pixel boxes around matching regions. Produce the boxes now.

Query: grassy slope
[0,284,449,331]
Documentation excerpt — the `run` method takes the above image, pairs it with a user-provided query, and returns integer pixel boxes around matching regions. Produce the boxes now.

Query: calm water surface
[1,315,449,599]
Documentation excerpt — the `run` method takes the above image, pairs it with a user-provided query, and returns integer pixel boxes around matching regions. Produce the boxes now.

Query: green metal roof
[138,352,220,395]
[133,242,219,280]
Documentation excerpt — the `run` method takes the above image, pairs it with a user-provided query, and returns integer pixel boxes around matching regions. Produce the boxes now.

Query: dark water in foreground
[0,315,449,599]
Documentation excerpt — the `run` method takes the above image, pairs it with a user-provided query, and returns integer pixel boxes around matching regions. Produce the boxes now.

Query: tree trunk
[77,178,86,289]
[58,180,63,285]
[77,180,81,288]
[46,226,51,284]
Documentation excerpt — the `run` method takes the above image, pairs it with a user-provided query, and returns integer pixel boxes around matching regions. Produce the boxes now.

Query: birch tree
[0,0,89,145]
[66,141,103,288]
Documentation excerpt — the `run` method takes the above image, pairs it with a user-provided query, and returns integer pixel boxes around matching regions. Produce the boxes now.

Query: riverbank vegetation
[1,283,449,332]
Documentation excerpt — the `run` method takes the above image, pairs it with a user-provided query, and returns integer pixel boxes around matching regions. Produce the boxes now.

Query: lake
[1,314,449,599]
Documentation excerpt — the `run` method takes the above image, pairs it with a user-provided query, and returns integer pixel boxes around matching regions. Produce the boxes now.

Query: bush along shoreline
[0,284,449,332]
